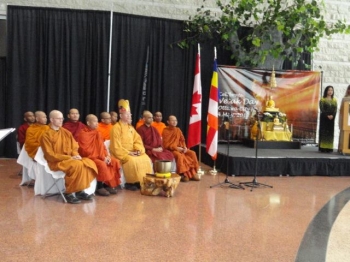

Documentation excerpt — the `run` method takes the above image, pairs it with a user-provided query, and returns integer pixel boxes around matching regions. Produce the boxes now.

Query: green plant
[180,0,350,69]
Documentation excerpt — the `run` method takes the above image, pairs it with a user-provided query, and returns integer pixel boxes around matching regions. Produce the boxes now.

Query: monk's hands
[105,155,111,165]
[177,147,187,153]
[152,147,163,152]
[71,155,82,160]
[129,150,141,156]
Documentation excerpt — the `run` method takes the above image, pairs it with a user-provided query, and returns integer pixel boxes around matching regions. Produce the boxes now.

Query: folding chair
[34,147,67,203]
[17,145,36,186]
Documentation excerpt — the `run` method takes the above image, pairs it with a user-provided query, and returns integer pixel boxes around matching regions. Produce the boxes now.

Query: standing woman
[338,85,350,153]
[319,86,337,152]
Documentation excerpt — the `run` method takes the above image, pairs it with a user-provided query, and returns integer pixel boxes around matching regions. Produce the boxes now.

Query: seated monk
[162,115,199,182]
[17,111,36,149]
[110,111,118,125]
[136,110,174,164]
[109,100,153,191]
[97,112,113,141]
[25,111,49,159]
[62,108,86,141]
[151,111,166,136]
[40,110,97,204]
[76,114,121,196]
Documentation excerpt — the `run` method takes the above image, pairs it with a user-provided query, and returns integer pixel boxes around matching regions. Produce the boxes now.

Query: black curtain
[4,5,234,158]
[5,6,111,157]
[0,57,6,156]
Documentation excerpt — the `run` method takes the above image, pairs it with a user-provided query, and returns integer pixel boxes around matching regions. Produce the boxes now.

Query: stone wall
[1,0,349,149]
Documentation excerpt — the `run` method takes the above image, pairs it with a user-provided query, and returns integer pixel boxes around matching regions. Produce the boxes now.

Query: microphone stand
[210,129,244,190]
[240,109,273,191]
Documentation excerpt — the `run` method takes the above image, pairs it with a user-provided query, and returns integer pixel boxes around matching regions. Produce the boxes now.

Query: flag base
[197,167,205,178]
[209,167,217,176]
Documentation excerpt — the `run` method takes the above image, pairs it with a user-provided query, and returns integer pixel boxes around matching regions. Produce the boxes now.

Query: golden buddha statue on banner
[265,95,279,112]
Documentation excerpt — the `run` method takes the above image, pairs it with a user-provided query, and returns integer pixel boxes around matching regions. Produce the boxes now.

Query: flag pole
[209,47,218,176]
[197,43,205,178]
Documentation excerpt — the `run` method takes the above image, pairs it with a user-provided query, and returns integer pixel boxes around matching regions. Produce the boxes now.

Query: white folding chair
[104,140,125,188]
[34,147,67,203]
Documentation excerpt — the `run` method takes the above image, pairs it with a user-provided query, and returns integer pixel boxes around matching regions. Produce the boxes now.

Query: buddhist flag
[206,58,218,160]
[187,49,202,148]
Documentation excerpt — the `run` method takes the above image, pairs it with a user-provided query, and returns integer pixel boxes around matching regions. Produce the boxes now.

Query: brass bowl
[154,160,172,173]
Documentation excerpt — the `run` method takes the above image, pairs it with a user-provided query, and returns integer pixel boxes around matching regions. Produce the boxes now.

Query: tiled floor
[1,158,350,262]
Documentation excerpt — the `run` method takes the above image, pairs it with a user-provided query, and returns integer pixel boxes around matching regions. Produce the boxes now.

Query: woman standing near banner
[319,85,337,152]
[338,85,350,153]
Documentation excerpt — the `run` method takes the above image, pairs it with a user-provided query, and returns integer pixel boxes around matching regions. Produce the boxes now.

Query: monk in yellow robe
[97,112,113,140]
[25,111,49,159]
[151,111,166,136]
[76,114,121,196]
[40,110,97,204]
[162,115,199,182]
[110,100,153,191]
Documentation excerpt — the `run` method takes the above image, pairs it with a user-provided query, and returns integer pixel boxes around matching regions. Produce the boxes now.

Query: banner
[217,66,321,143]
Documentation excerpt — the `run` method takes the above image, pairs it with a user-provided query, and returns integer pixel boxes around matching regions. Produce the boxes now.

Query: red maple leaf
[190,91,201,117]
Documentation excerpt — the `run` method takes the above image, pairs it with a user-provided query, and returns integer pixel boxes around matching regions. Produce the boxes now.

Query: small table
[141,173,181,197]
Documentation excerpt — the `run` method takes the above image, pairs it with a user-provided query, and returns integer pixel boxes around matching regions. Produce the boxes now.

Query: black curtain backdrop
[4,5,233,157]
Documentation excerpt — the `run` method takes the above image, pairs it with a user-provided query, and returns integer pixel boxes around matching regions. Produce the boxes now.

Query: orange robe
[62,121,86,141]
[110,121,152,184]
[135,119,145,130]
[25,123,50,159]
[40,127,97,194]
[151,121,166,136]
[97,123,113,141]
[76,127,121,188]
[162,126,199,178]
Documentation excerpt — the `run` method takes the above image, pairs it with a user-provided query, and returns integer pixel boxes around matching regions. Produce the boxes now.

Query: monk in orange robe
[40,110,97,204]
[162,115,199,182]
[25,111,49,159]
[97,112,113,140]
[62,108,86,140]
[17,111,36,149]
[151,111,166,136]
[76,114,121,196]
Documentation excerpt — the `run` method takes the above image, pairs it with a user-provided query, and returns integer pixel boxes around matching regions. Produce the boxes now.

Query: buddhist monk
[17,111,35,149]
[97,112,113,141]
[110,99,153,191]
[162,115,199,182]
[110,111,118,125]
[25,111,49,159]
[151,111,166,136]
[136,111,174,163]
[76,114,121,196]
[62,108,86,140]
[40,110,97,204]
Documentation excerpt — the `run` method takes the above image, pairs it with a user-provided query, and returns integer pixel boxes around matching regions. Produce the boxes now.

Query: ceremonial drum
[141,173,181,197]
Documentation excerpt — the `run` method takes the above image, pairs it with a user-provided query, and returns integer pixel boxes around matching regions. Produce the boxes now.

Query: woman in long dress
[319,86,337,152]
[338,85,350,153]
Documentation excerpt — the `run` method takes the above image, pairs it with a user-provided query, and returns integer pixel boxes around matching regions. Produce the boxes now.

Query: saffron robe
[40,127,97,194]
[151,121,166,136]
[25,123,50,159]
[110,121,152,184]
[137,124,174,163]
[135,119,145,130]
[97,123,113,141]
[76,127,121,188]
[17,123,30,148]
[162,126,199,178]
[62,121,86,141]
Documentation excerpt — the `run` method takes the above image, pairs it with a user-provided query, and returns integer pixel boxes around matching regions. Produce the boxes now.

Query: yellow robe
[25,123,50,159]
[110,121,152,183]
[40,127,97,194]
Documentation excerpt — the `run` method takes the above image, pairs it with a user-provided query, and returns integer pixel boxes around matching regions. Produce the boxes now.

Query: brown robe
[137,124,174,163]
[162,126,199,178]
[76,126,121,188]
[25,123,50,159]
[40,127,97,194]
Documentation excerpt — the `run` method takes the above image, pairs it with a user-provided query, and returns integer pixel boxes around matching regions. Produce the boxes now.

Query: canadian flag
[187,50,202,148]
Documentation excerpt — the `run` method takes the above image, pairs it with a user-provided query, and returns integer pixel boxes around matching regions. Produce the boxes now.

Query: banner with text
[218,66,321,143]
